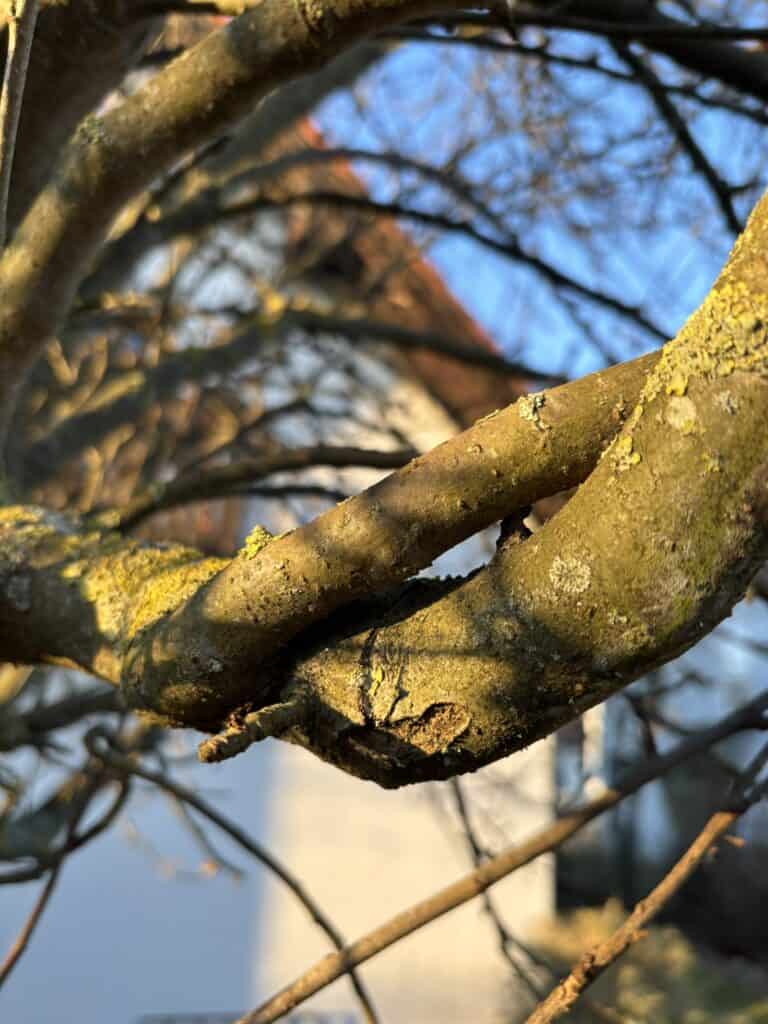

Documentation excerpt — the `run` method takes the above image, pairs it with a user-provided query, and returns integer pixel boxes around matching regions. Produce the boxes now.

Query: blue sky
[316,25,766,377]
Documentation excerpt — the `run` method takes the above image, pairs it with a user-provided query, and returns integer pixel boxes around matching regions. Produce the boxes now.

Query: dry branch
[523,810,741,1024]
[235,691,768,1022]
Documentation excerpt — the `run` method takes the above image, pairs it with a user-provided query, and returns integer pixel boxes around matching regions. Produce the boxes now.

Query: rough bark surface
[1,1,768,787]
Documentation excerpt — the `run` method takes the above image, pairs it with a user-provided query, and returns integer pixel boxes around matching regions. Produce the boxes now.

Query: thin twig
[0,863,62,988]
[0,773,93,989]
[0,0,39,249]
[235,690,768,1024]
[523,809,741,1024]
[613,42,742,236]
[450,780,628,1024]
[212,192,667,341]
[169,796,245,881]
[114,442,417,530]
[503,8,768,43]
[387,28,768,127]
[85,730,380,1024]
[450,779,546,1001]
[0,776,130,885]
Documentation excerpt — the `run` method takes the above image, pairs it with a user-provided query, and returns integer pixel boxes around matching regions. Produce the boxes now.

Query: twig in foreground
[523,809,741,1024]
[450,779,627,1024]
[85,729,380,1024]
[0,772,94,989]
[235,690,768,1024]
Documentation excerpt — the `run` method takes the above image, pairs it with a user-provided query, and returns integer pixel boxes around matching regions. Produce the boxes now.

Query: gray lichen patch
[665,395,699,434]
[517,392,549,431]
[549,555,592,595]
[715,390,738,415]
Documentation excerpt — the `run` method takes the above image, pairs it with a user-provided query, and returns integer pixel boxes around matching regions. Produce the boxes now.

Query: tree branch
[236,689,768,1023]
[0,0,470,450]
[0,349,653,729]
[612,42,742,237]
[523,809,743,1024]
[0,0,39,250]
[114,443,419,530]
[0,765,102,988]
[3,182,768,787]
[86,728,380,1024]
[106,188,666,341]
[485,1,768,104]
[391,27,768,127]
[20,306,547,493]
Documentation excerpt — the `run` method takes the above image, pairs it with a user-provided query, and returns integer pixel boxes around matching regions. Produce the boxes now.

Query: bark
[2,187,767,785]
[1,1,768,788]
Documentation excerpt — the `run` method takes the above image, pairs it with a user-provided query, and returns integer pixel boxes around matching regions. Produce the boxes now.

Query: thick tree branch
[120,189,768,780]
[0,347,650,711]
[79,44,391,300]
[2,103,768,788]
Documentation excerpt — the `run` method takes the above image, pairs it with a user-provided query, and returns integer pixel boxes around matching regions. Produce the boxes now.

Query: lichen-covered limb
[0,348,649,721]
[286,195,768,785]
[0,505,227,685]
[2,178,768,787]
[120,351,654,725]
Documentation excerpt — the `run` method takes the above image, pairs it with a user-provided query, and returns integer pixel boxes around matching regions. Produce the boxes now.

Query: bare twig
[85,730,380,1024]
[235,690,768,1024]
[500,7,768,43]
[113,442,417,530]
[613,42,742,236]
[0,0,39,249]
[388,28,768,127]
[0,774,130,886]
[169,796,245,882]
[451,779,627,1024]
[0,860,63,988]
[181,191,667,341]
[450,778,545,1001]
[523,809,741,1024]
[0,772,93,989]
